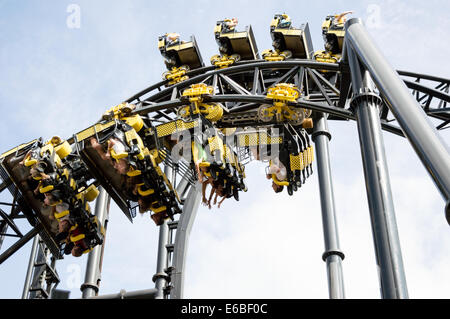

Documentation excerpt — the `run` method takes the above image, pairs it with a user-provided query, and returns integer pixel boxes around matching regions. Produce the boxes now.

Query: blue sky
[0,0,449,298]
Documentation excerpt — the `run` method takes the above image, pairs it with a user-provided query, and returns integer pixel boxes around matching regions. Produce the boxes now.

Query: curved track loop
[126,59,450,137]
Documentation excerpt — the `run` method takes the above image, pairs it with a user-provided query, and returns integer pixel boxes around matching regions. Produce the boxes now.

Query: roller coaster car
[158,33,204,70]
[0,140,61,254]
[276,125,314,195]
[213,19,259,61]
[321,13,348,55]
[63,198,105,256]
[266,14,314,59]
[76,119,182,225]
[223,144,247,196]
[133,149,182,225]
[0,138,104,257]
[193,126,247,202]
[25,140,104,256]
[75,120,138,222]
[234,125,313,195]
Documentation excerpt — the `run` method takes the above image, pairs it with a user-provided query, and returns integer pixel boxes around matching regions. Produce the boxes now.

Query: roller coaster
[0,13,449,299]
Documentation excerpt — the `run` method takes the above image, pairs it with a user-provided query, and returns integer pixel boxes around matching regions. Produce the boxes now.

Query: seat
[211,18,259,68]
[158,33,204,70]
[0,137,105,257]
[264,14,314,60]
[321,14,346,55]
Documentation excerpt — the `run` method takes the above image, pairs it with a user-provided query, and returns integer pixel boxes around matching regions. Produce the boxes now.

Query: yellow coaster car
[212,18,259,65]
[76,116,182,226]
[63,201,105,256]
[321,12,352,55]
[158,33,204,70]
[0,137,104,258]
[194,132,247,203]
[235,124,313,196]
[264,14,314,60]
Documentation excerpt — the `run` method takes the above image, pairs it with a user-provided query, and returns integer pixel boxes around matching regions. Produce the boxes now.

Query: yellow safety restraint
[268,160,289,187]
[103,103,144,133]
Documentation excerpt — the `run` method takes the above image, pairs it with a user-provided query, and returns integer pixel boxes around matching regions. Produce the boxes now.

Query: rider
[165,32,182,46]
[44,190,73,241]
[278,14,292,29]
[266,156,287,193]
[90,137,129,175]
[332,11,353,27]
[222,18,238,33]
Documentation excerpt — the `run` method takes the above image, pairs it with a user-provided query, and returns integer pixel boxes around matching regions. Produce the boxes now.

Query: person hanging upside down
[266,157,287,193]
[201,172,215,208]
[192,140,218,207]
[166,32,181,46]
[43,190,73,242]
[222,18,238,32]
[67,226,89,257]
[90,137,129,175]
[210,181,227,209]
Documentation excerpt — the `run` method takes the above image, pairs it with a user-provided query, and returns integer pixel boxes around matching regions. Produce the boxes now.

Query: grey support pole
[347,44,408,299]
[153,219,169,299]
[152,165,173,299]
[81,187,111,298]
[169,185,202,299]
[21,235,39,299]
[312,113,345,299]
[345,18,450,207]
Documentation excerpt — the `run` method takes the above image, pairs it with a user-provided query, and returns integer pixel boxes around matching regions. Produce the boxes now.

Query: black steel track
[127,59,449,136]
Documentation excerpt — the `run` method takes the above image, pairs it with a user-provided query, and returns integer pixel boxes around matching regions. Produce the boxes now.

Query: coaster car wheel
[210,54,221,65]
[162,70,171,80]
[280,50,292,59]
[287,109,305,126]
[179,65,190,72]
[177,105,191,119]
[258,104,273,122]
[230,54,241,63]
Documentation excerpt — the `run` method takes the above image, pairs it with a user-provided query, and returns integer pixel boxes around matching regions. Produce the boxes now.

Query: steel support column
[347,44,408,299]
[81,188,111,298]
[153,166,173,299]
[154,219,169,299]
[345,18,450,211]
[21,234,39,299]
[312,113,345,299]
[169,185,202,299]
